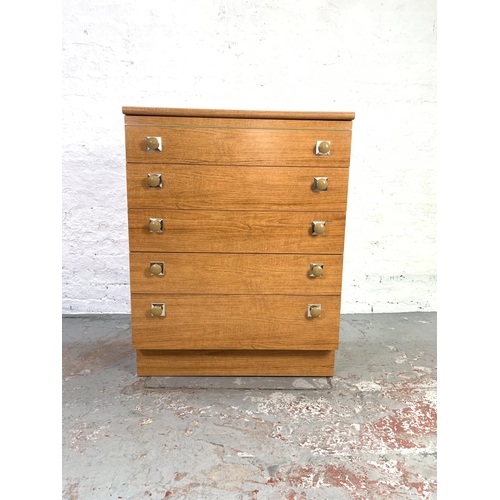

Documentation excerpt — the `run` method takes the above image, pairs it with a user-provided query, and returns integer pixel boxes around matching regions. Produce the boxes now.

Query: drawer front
[125,125,351,166]
[126,165,348,211]
[129,253,343,295]
[131,295,340,350]
[128,210,346,254]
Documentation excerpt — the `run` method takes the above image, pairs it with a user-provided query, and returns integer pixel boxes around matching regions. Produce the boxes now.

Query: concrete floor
[62,312,437,500]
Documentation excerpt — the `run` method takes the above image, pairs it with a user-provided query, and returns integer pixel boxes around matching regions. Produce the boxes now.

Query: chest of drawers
[122,107,354,376]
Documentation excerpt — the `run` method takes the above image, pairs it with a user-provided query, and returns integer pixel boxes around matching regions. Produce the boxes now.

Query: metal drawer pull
[309,264,324,278]
[308,304,322,318]
[313,177,328,191]
[146,136,162,151]
[149,218,164,232]
[315,141,330,155]
[147,173,162,188]
[311,221,326,235]
[151,303,165,317]
[150,262,164,276]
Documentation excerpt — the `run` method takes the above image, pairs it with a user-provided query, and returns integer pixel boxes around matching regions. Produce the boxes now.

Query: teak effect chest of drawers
[123,107,354,376]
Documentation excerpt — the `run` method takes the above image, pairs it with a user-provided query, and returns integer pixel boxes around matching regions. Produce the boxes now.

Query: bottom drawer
[131,295,340,350]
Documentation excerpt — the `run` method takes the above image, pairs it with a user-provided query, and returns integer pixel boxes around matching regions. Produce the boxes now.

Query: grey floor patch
[144,376,332,390]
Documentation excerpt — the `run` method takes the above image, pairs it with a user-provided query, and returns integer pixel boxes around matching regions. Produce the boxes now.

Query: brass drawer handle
[147,173,162,188]
[146,136,162,151]
[149,218,164,233]
[308,304,322,318]
[311,221,326,236]
[151,303,165,317]
[316,141,330,156]
[150,262,164,276]
[314,177,328,191]
[309,264,324,278]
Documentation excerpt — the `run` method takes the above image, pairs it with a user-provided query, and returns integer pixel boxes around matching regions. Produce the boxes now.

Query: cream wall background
[62,0,436,314]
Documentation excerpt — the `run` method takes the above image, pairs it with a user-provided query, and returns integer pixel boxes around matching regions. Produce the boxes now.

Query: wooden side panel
[126,165,348,212]
[131,295,340,350]
[128,210,346,254]
[129,253,343,295]
[136,349,336,376]
[125,126,352,166]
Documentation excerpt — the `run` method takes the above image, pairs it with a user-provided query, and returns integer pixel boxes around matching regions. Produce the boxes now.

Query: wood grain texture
[136,349,335,376]
[125,115,353,130]
[131,295,340,350]
[126,165,349,212]
[128,210,346,254]
[123,106,355,122]
[129,253,343,295]
[123,106,353,376]
[125,125,351,166]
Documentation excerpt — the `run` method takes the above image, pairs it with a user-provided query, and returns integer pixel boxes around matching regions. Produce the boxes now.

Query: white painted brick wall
[62,0,436,314]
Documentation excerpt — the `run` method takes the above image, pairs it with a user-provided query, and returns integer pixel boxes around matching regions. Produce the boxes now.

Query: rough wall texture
[62,0,436,314]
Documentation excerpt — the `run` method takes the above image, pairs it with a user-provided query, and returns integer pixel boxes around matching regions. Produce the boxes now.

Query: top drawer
[125,124,352,167]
